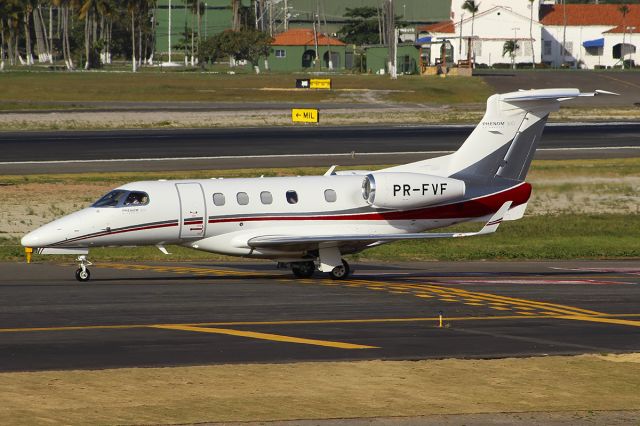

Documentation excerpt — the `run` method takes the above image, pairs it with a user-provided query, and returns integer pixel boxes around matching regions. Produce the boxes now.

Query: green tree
[79,0,111,69]
[211,29,272,72]
[337,6,381,45]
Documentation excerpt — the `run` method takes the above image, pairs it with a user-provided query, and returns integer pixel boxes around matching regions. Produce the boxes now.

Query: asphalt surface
[1,260,639,372]
[0,123,639,174]
[480,70,640,107]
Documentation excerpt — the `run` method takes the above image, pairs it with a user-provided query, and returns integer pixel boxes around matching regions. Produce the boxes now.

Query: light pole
[168,0,172,64]
[627,26,636,67]
[511,27,520,69]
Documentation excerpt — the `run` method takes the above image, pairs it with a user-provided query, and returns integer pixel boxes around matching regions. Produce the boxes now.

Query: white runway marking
[1,146,639,165]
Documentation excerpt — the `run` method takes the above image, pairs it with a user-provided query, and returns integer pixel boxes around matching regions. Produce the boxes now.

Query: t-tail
[385,88,617,185]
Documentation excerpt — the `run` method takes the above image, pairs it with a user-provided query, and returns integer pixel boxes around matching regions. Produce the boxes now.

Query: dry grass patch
[0,355,639,425]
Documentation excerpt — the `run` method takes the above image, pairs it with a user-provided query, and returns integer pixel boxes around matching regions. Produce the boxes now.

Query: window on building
[286,190,298,204]
[213,193,225,206]
[523,40,532,57]
[324,189,337,203]
[237,192,249,205]
[543,40,552,56]
[260,191,273,205]
[473,40,482,58]
[275,49,286,58]
[586,46,603,57]
[562,41,573,57]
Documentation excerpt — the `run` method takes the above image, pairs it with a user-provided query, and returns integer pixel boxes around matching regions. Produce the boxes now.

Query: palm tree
[529,0,535,68]
[79,0,99,68]
[51,0,76,69]
[231,0,240,31]
[32,1,53,63]
[619,4,630,67]
[462,0,479,64]
[126,0,138,71]
[2,0,22,66]
[503,39,518,69]
[22,0,36,65]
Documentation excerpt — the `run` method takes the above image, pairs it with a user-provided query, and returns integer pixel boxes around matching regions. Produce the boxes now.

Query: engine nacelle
[362,172,465,209]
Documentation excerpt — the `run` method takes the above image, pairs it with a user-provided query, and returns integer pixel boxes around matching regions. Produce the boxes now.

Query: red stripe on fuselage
[208,183,531,224]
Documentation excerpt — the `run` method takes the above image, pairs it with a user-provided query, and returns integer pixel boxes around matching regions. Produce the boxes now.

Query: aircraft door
[176,183,206,239]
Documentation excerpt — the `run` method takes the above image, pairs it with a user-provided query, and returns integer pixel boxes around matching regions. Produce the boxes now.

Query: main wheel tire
[291,261,315,278]
[75,268,91,282]
[330,260,350,280]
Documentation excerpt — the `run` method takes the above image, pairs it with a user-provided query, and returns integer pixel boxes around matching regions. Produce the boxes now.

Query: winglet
[476,201,512,236]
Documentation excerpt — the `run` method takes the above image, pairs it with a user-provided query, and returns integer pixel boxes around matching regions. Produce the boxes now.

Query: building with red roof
[540,4,640,68]
[415,1,638,70]
[267,28,350,72]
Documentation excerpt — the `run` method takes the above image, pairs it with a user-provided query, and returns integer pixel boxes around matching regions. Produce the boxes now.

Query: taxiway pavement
[1,260,639,372]
[1,123,638,173]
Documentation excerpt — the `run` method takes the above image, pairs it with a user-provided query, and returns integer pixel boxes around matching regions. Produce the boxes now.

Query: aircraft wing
[248,202,512,249]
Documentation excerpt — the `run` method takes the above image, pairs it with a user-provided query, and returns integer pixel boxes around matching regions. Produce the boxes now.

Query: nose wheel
[75,255,92,282]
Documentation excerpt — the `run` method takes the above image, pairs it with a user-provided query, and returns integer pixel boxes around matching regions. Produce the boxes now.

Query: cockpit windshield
[92,190,149,208]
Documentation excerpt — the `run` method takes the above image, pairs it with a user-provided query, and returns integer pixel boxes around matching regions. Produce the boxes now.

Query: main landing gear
[291,261,315,278]
[75,255,92,282]
[289,259,351,280]
[329,260,350,280]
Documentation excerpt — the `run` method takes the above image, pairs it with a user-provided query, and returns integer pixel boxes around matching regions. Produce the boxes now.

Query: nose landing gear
[75,255,92,282]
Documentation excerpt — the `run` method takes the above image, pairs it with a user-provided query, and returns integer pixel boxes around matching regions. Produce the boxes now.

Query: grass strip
[0,72,491,105]
[0,355,638,425]
[3,214,638,263]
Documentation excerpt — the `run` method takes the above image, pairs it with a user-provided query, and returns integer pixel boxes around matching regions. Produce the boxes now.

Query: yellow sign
[310,79,331,90]
[292,108,319,123]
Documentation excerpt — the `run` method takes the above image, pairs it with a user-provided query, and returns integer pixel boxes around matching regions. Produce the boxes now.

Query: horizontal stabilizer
[503,88,619,103]
[248,202,512,248]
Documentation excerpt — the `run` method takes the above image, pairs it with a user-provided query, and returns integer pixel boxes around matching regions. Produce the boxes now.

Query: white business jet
[21,88,613,281]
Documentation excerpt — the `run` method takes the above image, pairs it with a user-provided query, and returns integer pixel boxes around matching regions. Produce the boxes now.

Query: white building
[540,4,640,68]
[418,1,640,69]
[419,1,543,67]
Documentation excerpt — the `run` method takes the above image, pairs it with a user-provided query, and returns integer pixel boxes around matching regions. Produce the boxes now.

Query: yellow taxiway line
[150,324,378,349]
[3,313,640,336]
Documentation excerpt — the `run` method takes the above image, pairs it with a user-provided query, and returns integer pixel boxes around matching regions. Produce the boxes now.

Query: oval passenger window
[324,189,337,203]
[213,193,225,206]
[260,191,273,205]
[237,192,249,205]
[286,190,298,204]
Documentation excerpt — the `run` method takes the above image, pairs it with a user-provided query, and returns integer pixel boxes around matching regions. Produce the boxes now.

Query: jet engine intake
[362,172,465,209]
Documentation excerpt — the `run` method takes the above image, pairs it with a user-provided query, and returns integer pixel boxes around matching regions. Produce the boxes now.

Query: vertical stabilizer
[383,88,615,183]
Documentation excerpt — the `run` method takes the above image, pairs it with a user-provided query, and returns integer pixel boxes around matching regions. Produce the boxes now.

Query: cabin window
[92,190,130,208]
[213,193,225,206]
[286,190,298,204]
[237,192,249,205]
[260,191,273,205]
[324,189,337,203]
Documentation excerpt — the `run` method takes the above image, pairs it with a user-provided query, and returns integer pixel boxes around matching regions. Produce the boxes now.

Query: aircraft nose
[21,230,41,247]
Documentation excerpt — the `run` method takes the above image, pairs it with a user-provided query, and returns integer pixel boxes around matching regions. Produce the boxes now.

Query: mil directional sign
[292,108,319,123]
